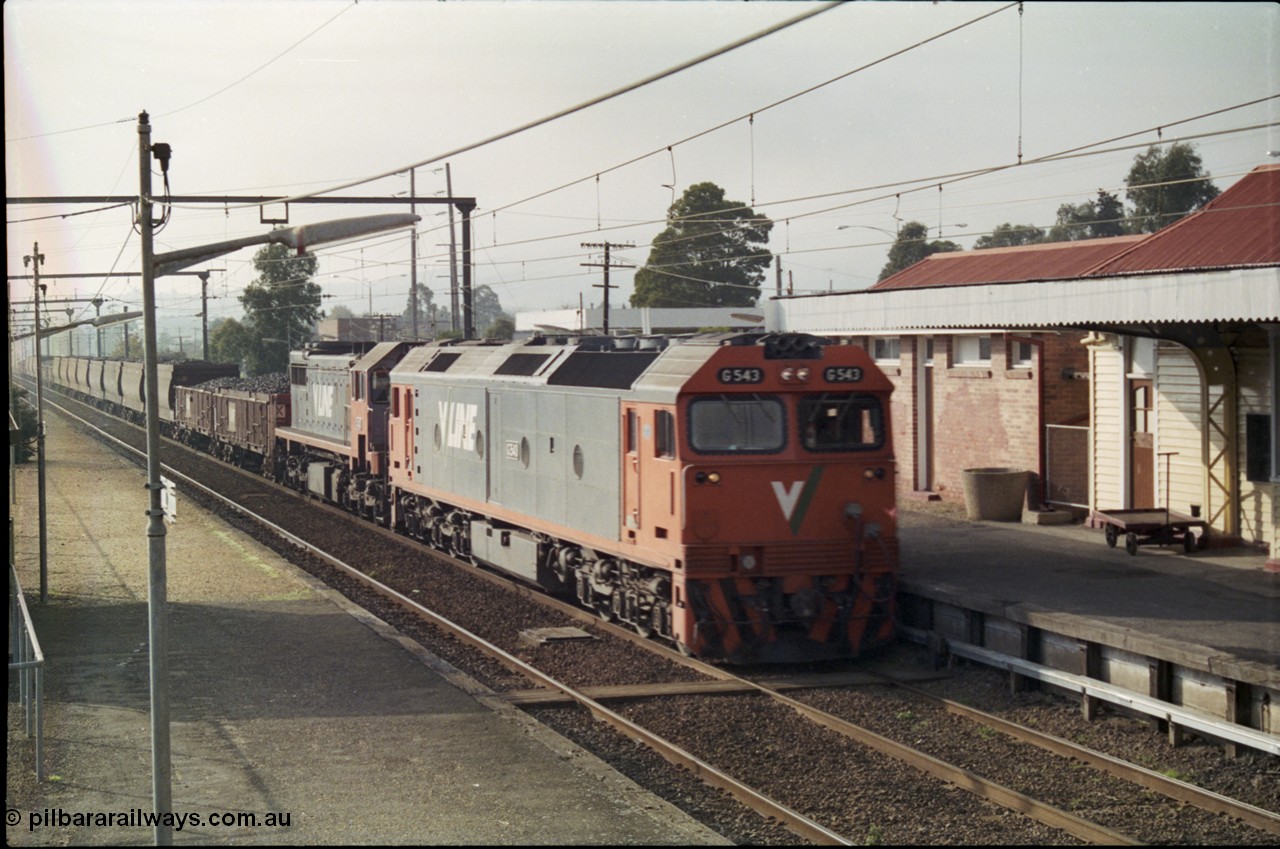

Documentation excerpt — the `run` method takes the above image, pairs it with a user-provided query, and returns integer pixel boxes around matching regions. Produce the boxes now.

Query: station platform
[897,503,1280,692]
[6,414,728,846]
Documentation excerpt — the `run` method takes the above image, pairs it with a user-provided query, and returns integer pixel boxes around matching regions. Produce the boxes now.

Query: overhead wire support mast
[581,242,634,336]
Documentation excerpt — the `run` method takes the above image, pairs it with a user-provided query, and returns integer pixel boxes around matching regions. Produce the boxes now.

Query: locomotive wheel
[632,606,654,638]
[1104,524,1118,548]
[596,595,616,622]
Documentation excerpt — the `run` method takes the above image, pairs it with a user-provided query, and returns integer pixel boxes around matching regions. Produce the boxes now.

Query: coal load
[196,373,289,394]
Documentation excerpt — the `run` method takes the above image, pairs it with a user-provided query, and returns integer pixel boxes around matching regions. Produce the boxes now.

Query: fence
[10,519,46,781]
[1045,424,1090,509]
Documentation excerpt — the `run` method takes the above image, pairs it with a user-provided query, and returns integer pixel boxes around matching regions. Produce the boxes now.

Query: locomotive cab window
[800,393,884,452]
[370,369,390,404]
[689,395,784,454]
[655,409,676,459]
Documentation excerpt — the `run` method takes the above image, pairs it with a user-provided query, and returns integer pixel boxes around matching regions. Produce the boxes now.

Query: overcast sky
[6,1,1278,335]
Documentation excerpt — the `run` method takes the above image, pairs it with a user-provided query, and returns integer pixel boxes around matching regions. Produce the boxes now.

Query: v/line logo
[771,466,825,535]
[438,401,478,449]
[312,384,335,419]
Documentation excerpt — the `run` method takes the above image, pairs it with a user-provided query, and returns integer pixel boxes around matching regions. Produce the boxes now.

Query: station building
[770,162,1280,570]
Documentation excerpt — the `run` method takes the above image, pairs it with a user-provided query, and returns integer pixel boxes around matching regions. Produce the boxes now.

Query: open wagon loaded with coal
[172,373,291,471]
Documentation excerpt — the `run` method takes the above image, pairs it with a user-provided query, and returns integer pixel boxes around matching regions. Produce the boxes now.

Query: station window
[953,335,991,365]
[1010,340,1034,368]
[871,337,900,363]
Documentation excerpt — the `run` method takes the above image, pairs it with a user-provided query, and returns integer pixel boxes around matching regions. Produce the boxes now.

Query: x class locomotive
[35,331,899,663]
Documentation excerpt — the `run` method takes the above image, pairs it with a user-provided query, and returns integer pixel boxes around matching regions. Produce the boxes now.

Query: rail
[10,519,47,781]
[902,625,1280,757]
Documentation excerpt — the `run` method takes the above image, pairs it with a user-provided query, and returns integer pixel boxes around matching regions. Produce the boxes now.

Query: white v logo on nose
[772,480,804,521]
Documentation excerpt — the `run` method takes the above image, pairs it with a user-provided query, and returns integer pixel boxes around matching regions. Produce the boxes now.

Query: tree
[877,221,960,281]
[973,222,1046,250]
[471,284,509,336]
[399,282,435,339]
[238,243,321,374]
[1047,190,1129,242]
[631,182,773,308]
[1125,142,1219,233]
[209,317,254,373]
[485,316,515,340]
[328,304,355,320]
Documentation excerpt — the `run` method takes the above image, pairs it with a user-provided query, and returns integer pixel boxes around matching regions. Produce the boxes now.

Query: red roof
[870,163,1280,291]
[871,236,1143,290]
[1086,162,1280,276]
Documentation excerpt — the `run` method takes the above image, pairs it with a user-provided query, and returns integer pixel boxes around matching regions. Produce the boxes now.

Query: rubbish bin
[961,467,1028,521]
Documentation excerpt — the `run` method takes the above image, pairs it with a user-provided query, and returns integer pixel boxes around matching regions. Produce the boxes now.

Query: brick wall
[865,332,1090,505]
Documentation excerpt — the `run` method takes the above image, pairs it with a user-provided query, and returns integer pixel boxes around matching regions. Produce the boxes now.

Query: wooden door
[1129,379,1154,508]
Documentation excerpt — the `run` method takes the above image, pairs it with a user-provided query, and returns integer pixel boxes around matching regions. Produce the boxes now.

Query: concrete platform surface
[7,414,728,846]
[898,504,1279,688]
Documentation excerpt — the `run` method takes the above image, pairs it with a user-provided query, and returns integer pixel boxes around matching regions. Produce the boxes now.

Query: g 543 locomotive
[40,331,899,662]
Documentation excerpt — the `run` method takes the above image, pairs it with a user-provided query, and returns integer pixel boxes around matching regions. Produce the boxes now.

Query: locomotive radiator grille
[684,538,898,575]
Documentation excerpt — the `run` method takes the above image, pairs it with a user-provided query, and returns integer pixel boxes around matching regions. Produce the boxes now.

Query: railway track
[32,387,1280,844]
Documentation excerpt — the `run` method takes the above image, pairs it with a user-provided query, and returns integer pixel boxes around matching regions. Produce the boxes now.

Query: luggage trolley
[1094,452,1208,556]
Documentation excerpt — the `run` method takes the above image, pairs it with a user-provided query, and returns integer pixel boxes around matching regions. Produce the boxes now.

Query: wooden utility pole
[580,242,634,335]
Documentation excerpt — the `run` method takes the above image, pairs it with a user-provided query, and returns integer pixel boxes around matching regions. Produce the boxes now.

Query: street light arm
[14,311,143,342]
[152,213,421,277]
[281,213,420,253]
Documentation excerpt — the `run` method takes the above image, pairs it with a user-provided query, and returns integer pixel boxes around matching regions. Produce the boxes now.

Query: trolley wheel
[1182,530,1197,554]
[1125,533,1139,556]
[1104,524,1118,548]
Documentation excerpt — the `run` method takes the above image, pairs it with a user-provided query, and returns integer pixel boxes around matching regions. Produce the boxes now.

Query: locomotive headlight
[796,367,811,382]
[862,467,886,480]
[741,553,758,571]
[707,471,721,484]
[781,367,795,382]
[695,471,722,485]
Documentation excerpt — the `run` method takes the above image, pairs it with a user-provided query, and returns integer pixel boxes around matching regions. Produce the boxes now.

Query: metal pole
[446,164,460,334]
[25,244,49,603]
[199,273,210,361]
[410,168,418,340]
[461,203,474,340]
[93,297,104,357]
[137,110,173,847]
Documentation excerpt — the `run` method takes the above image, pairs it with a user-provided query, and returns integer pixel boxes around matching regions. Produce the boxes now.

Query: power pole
[198,273,210,361]
[22,243,48,604]
[581,241,634,336]
[446,163,460,334]
[409,167,419,340]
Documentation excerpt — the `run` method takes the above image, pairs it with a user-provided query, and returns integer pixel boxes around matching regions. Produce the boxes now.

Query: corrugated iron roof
[1085,162,1280,276]
[871,236,1144,290]
[869,163,1280,291]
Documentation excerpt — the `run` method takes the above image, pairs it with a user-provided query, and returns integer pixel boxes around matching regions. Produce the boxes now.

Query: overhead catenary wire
[170,1,847,214]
